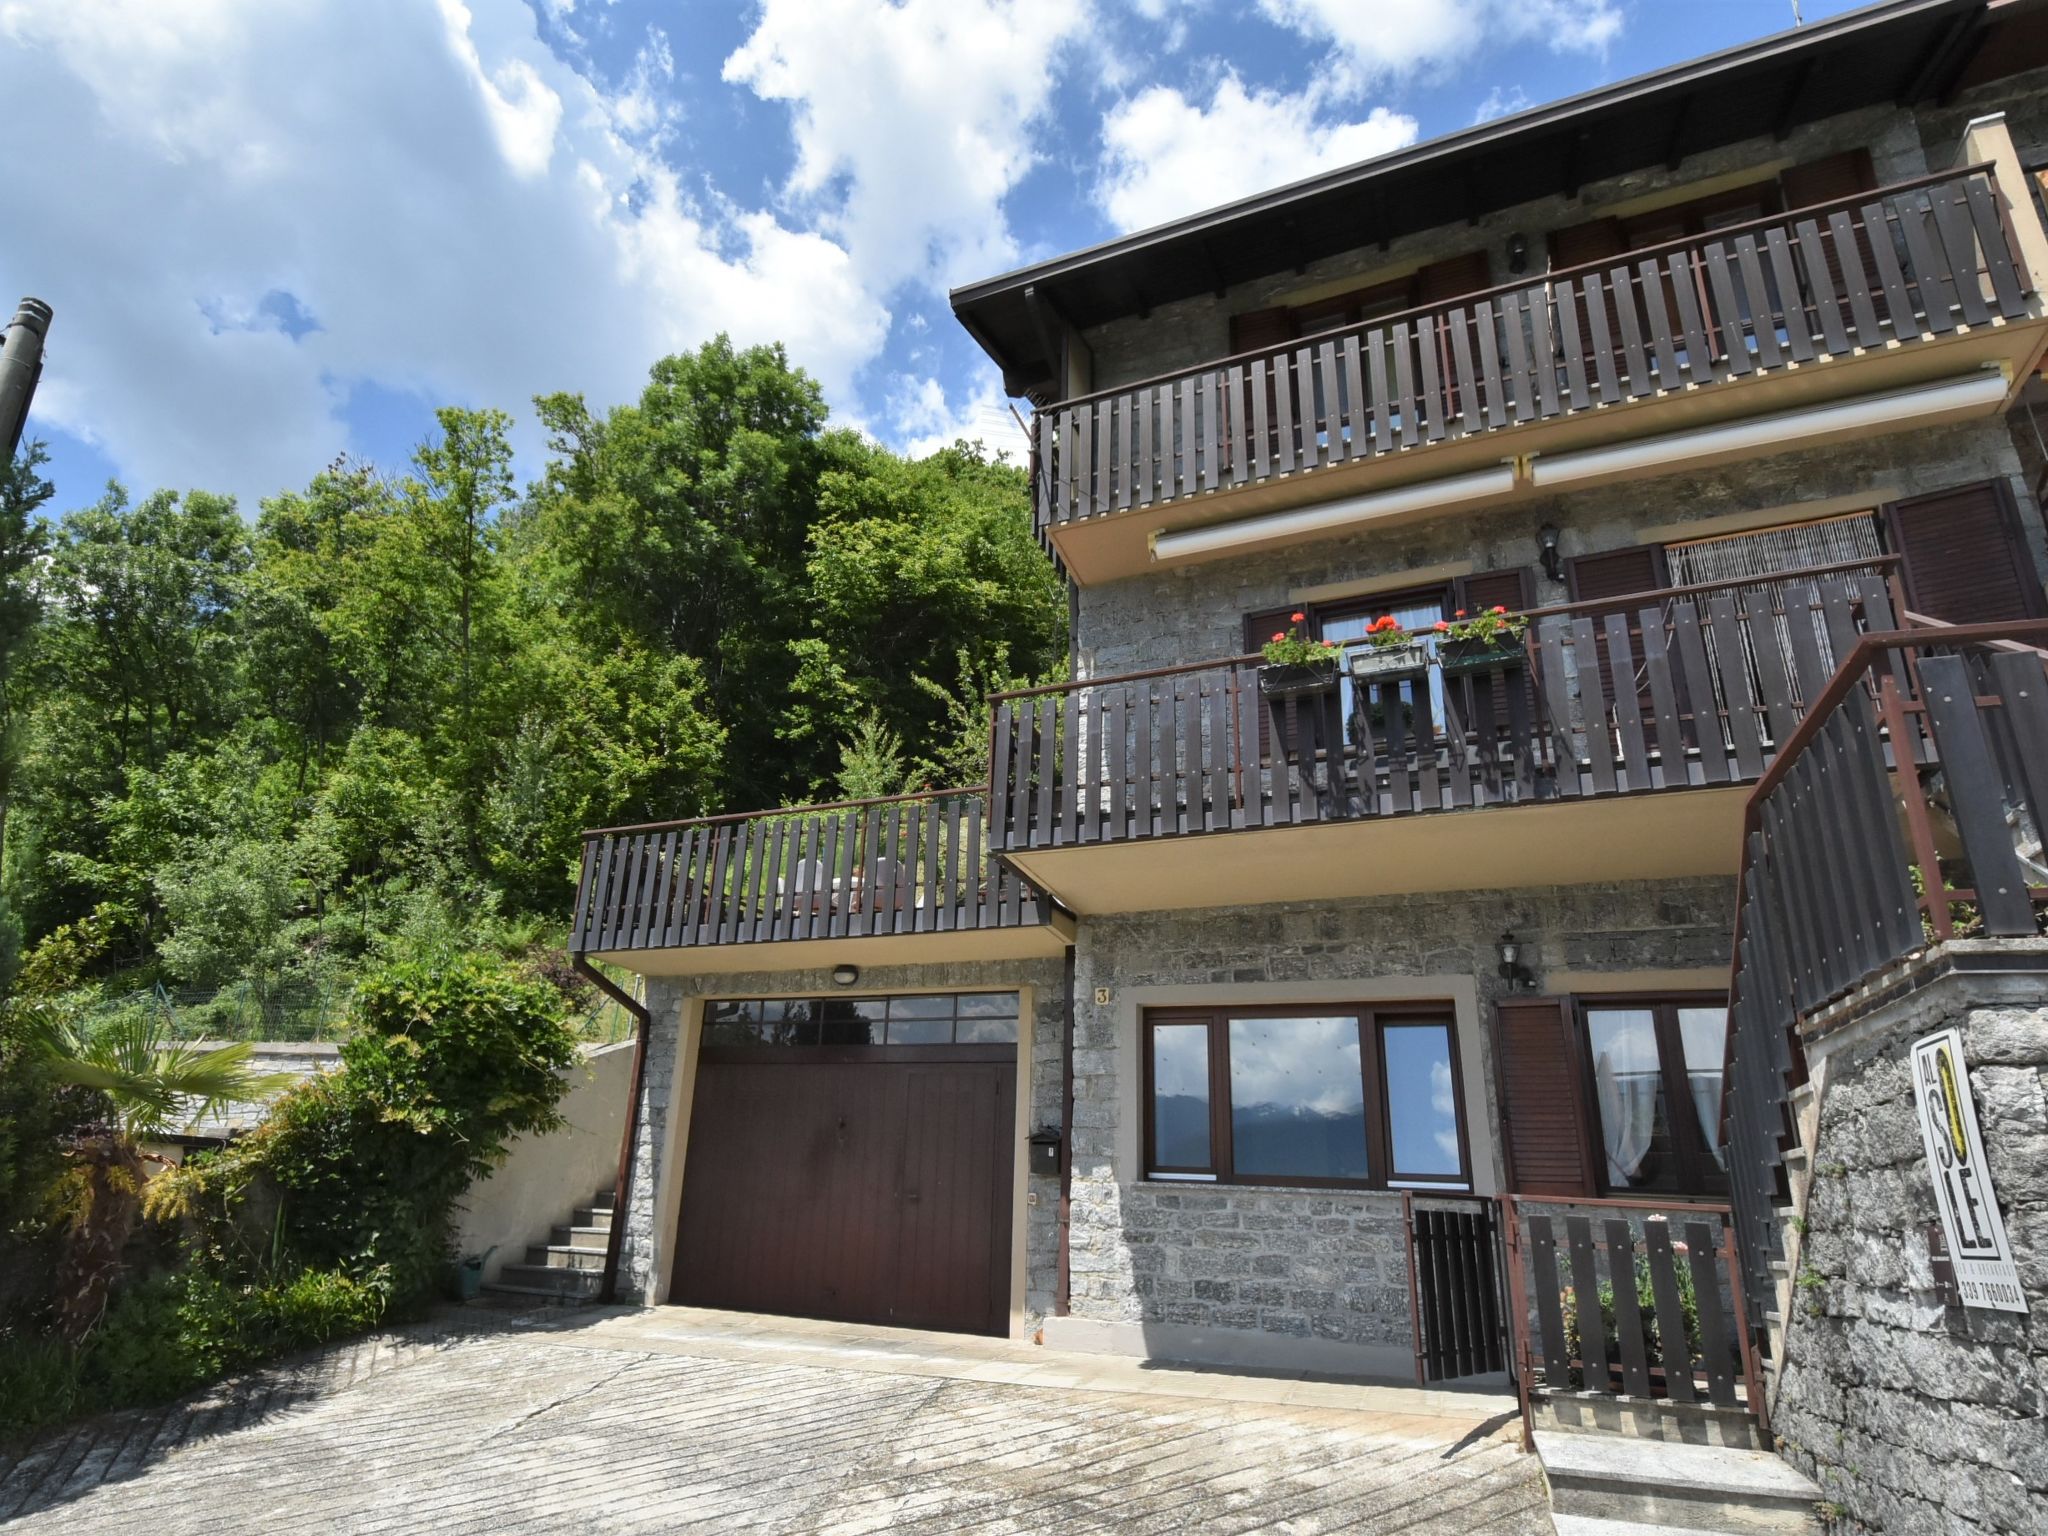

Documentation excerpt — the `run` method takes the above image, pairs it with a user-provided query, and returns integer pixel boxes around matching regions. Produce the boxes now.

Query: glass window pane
[1151,1024,1211,1169]
[955,1015,1019,1044]
[887,995,953,1019]
[1585,1008,1677,1191]
[769,1000,820,1047]
[1678,1006,1730,1171]
[1226,1016,1370,1180]
[1381,1021,1462,1178]
[958,992,1020,1017]
[817,998,883,1046]
[1326,596,1449,743]
[885,1016,952,1045]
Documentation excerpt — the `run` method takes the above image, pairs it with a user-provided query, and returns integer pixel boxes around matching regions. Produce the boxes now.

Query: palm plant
[27,1006,293,1341]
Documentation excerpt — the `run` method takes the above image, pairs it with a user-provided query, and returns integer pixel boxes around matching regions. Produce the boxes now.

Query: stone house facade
[576,0,2048,1428]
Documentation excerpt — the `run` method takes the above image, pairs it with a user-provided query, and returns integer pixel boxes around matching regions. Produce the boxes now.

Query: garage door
[671,993,1019,1337]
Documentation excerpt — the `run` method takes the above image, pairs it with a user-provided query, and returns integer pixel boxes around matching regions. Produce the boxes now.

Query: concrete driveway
[0,1306,1547,1534]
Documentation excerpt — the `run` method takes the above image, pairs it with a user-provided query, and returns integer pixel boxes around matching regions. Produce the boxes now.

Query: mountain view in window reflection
[1227,1016,1370,1180]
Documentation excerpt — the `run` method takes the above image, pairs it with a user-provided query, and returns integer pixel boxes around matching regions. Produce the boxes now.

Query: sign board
[1910,1028,2028,1313]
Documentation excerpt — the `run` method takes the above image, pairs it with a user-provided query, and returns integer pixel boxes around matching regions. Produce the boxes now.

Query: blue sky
[1,0,1871,518]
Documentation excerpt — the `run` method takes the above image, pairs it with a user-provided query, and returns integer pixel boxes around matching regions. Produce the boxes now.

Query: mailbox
[1027,1127,1063,1178]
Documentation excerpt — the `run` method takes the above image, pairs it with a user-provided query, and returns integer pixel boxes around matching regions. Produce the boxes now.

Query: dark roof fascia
[949,0,1979,312]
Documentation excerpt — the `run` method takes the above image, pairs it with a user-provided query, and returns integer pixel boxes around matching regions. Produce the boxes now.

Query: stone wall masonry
[614,956,1068,1325]
[1075,418,2039,676]
[1770,963,2048,1535]
[1064,877,1735,1352]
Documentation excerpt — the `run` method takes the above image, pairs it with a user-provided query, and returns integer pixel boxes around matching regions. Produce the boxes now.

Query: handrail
[1045,162,2005,414]
[583,785,988,839]
[987,554,1907,703]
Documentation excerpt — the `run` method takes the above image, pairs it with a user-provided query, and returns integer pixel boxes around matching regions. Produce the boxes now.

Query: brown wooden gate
[1404,1194,1511,1382]
[672,1044,1015,1336]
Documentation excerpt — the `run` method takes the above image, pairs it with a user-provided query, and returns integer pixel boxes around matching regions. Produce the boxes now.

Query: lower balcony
[987,561,1901,912]
[573,790,1072,975]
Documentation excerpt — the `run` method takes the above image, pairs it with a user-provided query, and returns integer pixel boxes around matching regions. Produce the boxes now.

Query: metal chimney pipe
[0,297,54,459]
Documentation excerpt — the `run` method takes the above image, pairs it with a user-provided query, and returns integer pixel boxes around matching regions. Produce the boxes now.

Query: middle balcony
[986,561,1901,912]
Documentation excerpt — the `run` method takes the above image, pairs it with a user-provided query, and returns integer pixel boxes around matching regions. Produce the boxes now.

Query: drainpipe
[575,954,650,1305]
[1057,947,1075,1316]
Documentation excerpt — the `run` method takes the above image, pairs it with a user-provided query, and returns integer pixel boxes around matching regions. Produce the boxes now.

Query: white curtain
[1595,1056,1658,1185]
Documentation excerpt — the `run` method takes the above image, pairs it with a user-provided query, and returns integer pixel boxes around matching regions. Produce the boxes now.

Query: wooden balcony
[573,790,1071,974]
[1031,156,2045,583]
[986,562,1902,913]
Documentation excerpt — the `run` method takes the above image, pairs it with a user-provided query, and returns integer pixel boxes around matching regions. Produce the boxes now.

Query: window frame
[1574,990,1730,1199]
[1140,1002,1471,1192]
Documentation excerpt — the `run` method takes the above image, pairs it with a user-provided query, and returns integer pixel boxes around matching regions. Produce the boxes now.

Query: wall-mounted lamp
[1537,524,1564,585]
[1497,931,1536,992]
[1506,232,1529,275]
[831,964,860,988]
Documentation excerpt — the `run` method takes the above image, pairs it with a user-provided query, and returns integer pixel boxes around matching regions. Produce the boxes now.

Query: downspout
[575,954,650,1306]
[1057,946,1075,1316]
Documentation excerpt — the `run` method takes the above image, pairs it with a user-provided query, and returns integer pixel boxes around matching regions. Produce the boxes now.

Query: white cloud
[723,0,1091,299]
[1473,84,1532,125]
[1257,0,1621,91]
[889,369,1029,463]
[0,0,888,510]
[1095,74,1418,234]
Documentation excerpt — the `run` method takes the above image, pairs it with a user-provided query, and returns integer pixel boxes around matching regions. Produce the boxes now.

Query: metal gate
[1403,1194,1510,1382]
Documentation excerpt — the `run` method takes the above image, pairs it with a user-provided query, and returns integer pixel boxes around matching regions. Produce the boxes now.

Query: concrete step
[526,1243,605,1272]
[571,1207,614,1231]
[1536,1430,1821,1533]
[1551,1516,1772,1536]
[493,1263,603,1299]
[478,1281,597,1305]
[590,1187,616,1211]
[551,1223,611,1250]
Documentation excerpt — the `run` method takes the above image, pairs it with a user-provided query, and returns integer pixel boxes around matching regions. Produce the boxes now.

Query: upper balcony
[985,561,1902,913]
[1030,151,2046,583]
[572,789,1072,975]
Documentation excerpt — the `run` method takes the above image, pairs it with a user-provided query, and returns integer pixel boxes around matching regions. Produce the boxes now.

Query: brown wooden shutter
[1547,217,1626,269]
[1229,306,1297,355]
[1779,149,1877,211]
[1888,480,2047,623]
[1455,566,1535,614]
[1245,606,1296,758]
[1494,997,1599,1197]
[1566,543,1667,604]
[1415,250,1493,304]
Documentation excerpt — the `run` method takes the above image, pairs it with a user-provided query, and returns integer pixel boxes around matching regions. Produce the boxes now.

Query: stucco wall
[1771,961,2048,1535]
[1057,876,1734,1370]
[1074,417,2040,676]
[454,1038,634,1283]
[615,956,1068,1331]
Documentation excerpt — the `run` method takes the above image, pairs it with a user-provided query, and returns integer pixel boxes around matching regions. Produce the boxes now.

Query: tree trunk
[55,1134,147,1343]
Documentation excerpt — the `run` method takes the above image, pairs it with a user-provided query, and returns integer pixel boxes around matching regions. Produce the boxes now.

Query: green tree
[0,441,54,982]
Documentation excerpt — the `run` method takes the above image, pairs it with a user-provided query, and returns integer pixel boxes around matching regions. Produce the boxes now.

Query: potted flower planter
[1438,636,1525,675]
[1349,641,1429,684]
[1259,658,1340,699]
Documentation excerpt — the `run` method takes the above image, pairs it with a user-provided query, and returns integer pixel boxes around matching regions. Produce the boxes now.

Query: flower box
[1437,636,1525,675]
[1348,641,1429,683]
[1259,659,1340,699]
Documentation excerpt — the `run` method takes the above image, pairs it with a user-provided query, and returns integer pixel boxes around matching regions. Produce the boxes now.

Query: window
[1579,995,1727,1196]
[703,992,1021,1048]
[1142,1005,1468,1189]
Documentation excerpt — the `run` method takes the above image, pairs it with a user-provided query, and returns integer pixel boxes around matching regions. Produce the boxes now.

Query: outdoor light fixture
[1497,931,1535,992]
[1506,232,1529,275]
[1526,370,2009,491]
[1151,464,1517,562]
[1537,524,1564,584]
[831,964,860,987]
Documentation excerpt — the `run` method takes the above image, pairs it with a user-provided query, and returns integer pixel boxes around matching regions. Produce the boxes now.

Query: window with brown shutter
[1245,606,1297,758]
[1887,480,2047,624]
[1228,306,1297,356]
[1494,997,1598,1198]
[1566,544,1669,734]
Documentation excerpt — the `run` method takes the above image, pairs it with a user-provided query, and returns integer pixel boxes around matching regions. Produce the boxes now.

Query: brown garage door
[671,996,1018,1337]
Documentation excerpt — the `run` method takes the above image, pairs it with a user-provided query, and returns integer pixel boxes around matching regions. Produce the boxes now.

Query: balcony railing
[1030,164,2034,540]
[986,560,1901,853]
[1721,616,2048,1331]
[572,789,1048,956]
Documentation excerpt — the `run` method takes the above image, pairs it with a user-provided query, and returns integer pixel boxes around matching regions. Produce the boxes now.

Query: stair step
[495,1263,603,1297]
[478,1282,597,1305]
[590,1188,616,1210]
[1551,1517,1772,1536]
[1780,1144,1809,1169]
[526,1244,605,1271]
[1536,1431,1820,1533]
[551,1224,611,1250]
[571,1208,614,1231]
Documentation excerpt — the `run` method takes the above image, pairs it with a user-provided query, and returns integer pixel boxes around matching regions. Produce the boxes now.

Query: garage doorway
[671,993,1019,1337]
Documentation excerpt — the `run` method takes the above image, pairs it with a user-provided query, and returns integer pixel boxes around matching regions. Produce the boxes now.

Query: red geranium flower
[1290,611,1306,623]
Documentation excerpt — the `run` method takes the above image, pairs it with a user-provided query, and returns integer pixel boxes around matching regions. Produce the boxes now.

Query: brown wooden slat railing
[1029,164,2035,543]
[1502,1197,1765,1426]
[571,789,1047,954]
[986,562,1899,854]
[1720,617,2048,1354]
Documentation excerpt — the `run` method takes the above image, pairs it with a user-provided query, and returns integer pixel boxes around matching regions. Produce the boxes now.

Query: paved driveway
[0,1306,1547,1534]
